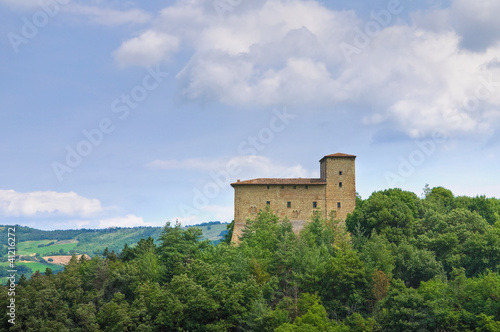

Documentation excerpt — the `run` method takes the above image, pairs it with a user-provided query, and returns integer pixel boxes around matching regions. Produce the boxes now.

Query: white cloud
[110,0,500,138]
[0,189,103,217]
[98,214,152,228]
[114,30,180,67]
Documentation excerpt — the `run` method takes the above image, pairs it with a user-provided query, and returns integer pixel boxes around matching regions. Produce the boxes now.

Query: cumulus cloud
[98,214,152,228]
[0,189,103,217]
[111,0,500,138]
[114,30,180,67]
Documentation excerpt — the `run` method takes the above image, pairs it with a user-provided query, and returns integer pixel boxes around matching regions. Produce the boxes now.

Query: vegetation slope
[1,187,499,331]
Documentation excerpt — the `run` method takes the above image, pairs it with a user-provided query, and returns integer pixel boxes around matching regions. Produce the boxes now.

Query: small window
[293,185,296,189]
[287,201,291,208]
[339,171,343,175]
[281,186,285,189]
[339,182,342,188]
[305,185,308,189]
[337,202,341,208]
[313,201,317,208]
[266,201,271,205]
[267,185,270,189]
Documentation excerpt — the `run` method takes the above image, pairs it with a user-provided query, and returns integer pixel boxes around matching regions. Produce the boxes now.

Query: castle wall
[232,184,326,241]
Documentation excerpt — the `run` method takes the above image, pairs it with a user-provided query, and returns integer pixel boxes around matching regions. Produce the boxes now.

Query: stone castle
[231,153,356,242]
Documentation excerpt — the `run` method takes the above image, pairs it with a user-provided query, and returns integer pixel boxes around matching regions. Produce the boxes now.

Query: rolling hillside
[0,221,229,282]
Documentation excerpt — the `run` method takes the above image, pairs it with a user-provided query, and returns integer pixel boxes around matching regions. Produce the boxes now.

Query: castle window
[293,185,296,189]
[267,185,270,189]
[339,182,342,188]
[313,201,317,208]
[287,201,291,208]
[305,185,308,189]
[266,201,271,205]
[339,171,342,175]
[337,202,341,208]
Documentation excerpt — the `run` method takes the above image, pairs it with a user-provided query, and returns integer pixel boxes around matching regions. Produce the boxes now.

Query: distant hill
[0,222,229,282]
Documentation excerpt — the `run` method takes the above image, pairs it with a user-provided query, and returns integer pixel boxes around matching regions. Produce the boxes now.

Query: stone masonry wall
[323,157,356,220]
[232,184,326,241]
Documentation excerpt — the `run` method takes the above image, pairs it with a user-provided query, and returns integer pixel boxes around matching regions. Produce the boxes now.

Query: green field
[17,240,78,256]
[0,261,63,272]
[16,240,52,255]
[18,262,62,273]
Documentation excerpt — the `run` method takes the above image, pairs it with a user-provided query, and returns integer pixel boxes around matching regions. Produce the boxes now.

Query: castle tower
[320,153,356,220]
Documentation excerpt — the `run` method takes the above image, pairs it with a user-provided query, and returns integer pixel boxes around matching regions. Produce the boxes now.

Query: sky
[0,0,499,230]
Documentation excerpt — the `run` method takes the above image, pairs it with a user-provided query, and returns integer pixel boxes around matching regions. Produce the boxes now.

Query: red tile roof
[319,153,356,163]
[231,178,326,186]
[322,153,356,158]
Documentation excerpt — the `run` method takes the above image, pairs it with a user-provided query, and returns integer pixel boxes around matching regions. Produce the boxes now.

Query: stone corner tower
[320,153,356,220]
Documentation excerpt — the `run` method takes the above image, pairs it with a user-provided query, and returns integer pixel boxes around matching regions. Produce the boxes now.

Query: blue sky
[1,0,499,230]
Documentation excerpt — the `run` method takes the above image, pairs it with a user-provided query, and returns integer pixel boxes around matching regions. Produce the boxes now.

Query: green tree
[158,221,209,282]
[426,186,455,212]
[393,241,445,288]
[346,189,420,244]
[222,220,235,244]
[97,292,135,331]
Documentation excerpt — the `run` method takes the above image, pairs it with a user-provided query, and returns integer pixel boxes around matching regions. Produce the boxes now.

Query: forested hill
[1,187,500,331]
[0,221,229,257]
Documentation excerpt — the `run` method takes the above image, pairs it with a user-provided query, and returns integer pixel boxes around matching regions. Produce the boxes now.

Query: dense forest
[1,186,500,331]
